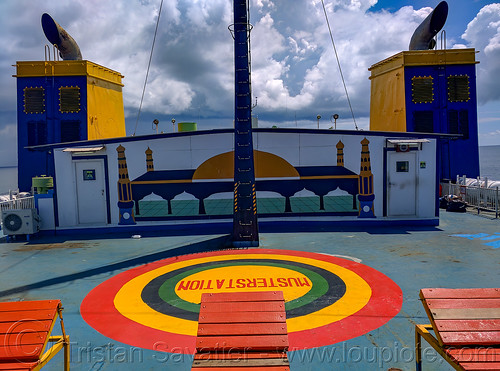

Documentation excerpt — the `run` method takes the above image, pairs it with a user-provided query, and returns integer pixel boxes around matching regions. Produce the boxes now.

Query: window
[59,86,81,113]
[24,87,45,114]
[412,76,434,104]
[448,75,470,102]
[396,161,409,172]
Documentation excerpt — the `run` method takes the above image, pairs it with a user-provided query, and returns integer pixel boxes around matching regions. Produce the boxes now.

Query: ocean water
[479,145,500,181]
[0,166,17,194]
[0,146,498,194]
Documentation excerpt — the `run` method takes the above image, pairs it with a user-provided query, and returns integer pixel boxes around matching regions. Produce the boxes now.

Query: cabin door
[74,159,107,224]
[387,152,417,216]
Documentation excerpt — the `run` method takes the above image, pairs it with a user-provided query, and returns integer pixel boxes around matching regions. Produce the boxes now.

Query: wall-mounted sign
[83,169,96,181]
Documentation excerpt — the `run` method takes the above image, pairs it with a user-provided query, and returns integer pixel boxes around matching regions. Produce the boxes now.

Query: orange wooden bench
[192,291,290,370]
[0,300,70,370]
[416,288,500,371]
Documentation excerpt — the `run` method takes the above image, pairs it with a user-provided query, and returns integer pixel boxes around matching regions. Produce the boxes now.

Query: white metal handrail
[441,181,499,218]
[0,197,35,212]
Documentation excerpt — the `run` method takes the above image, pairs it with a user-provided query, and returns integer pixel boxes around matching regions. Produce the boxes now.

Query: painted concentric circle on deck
[81,249,402,353]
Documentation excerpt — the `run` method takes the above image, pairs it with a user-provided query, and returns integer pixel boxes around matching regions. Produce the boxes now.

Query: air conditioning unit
[1,209,40,236]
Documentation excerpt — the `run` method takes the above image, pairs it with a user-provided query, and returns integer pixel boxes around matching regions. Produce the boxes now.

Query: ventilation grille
[60,120,81,142]
[27,121,48,146]
[413,111,434,133]
[448,110,459,134]
[448,109,469,139]
[412,76,434,104]
[448,75,470,102]
[59,86,81,113]
[24,87,45,114]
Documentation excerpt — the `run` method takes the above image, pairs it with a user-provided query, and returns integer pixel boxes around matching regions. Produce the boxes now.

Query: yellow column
[145,147,154,172]
[336,141,345,167]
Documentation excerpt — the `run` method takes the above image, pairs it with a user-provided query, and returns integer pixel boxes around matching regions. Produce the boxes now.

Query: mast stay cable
[320,0,358,130]
[133,0,164,136]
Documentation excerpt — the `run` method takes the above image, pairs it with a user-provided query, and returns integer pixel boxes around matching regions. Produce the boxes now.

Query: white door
[75,160,107,224]
[387,152,417,216]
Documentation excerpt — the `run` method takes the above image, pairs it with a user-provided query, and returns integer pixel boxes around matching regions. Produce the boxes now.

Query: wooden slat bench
[416,288,500,371]
[0,300,70,370]
[192,291,290,370]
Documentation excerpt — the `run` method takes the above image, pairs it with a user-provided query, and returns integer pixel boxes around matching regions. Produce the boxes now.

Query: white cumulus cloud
[0,0,499,165]
[461,4,500,104]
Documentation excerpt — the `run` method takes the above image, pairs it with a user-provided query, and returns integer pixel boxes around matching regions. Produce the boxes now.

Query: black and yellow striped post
[116,145,136,225]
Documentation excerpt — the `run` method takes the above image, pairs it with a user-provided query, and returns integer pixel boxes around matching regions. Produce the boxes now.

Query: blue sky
[0,0,499,167]
[370,0,490,38]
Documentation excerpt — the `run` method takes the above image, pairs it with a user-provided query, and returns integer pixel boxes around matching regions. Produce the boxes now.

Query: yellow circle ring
[114,253,371,336]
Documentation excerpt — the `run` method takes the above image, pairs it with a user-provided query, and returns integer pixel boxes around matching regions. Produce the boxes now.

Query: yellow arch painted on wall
[192,150,299,180]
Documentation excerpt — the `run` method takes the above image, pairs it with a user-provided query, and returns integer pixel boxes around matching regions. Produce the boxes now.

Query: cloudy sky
[0,0,499,166]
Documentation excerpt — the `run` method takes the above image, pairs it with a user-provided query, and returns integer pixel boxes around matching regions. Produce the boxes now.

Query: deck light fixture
[331,114,339,129]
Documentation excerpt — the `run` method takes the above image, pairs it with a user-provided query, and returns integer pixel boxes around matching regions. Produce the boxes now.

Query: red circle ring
[81,249,402,353]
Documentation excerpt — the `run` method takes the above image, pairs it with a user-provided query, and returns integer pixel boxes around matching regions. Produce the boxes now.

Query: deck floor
[0,211,499,370]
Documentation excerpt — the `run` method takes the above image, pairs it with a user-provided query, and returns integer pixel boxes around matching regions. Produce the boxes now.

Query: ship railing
[441,179,499,219]
[0,196,35,212]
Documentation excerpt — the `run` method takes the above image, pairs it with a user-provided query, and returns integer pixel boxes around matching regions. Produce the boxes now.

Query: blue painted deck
[0,211,498,370]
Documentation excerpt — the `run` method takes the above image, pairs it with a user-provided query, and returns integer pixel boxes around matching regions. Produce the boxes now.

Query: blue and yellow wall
[15,60,126,190]
[369,49,479,180]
